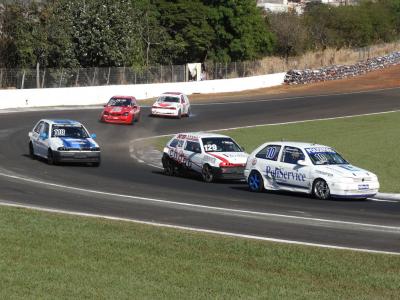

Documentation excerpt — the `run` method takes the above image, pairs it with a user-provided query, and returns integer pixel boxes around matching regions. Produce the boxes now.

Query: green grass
[0,206,399,299]
[155,111,400,193]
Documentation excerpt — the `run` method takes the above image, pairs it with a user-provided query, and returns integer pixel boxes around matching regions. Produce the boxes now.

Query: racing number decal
[266,147,276,159]
[168,148,192,169]
[53,129,66,137]
[204,144,217,152]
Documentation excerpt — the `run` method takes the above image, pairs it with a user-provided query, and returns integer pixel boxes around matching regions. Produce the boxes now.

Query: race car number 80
[204,144,217,151]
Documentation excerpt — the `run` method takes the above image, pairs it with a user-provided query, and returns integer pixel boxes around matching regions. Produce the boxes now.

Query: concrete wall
[0,72,286,110]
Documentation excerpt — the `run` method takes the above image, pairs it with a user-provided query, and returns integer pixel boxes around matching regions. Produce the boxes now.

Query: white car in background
[151,92,191,118]
[162,132,248,182]
[28,119,101,166]
[244,141,379,199]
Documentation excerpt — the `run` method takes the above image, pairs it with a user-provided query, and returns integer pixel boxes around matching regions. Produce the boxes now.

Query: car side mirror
[91,133,97,139]
[297,160,308,166]
[40,132,48,140]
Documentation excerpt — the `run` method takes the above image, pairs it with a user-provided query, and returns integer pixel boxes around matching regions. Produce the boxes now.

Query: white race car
[162,132,248,182]
[244,141,379,199]
[151,92,191,118]
[28,119,101,166]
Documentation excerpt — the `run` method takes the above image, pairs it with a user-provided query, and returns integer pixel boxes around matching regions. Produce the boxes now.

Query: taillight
[219,162,245,167]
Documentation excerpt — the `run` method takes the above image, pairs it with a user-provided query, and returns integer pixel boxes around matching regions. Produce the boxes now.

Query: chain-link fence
[1,41,399,89]
[0,61,276,89]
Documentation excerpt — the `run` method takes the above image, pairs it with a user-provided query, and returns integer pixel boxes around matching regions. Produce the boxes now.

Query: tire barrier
[284,51,400,85]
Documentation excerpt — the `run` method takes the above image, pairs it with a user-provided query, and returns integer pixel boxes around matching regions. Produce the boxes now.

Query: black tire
[29,142,36,159]
[313,179,330,200]
[177,110,182,119]
[202,164,214,183]
[135,112,141,122]
[92,161,101,167]
[47,149,57,165]
[163,157,175,176]
[248,170,264,192]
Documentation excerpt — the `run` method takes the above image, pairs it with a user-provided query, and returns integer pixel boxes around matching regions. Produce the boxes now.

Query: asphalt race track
[1,88,400,254]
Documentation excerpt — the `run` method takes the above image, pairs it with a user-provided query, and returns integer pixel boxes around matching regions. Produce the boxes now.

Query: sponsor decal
[338,165,361,172]
[176,134,199,142]
[168,147,192,168]
[59,138,94,149]
[266,166,306,182]
[305,147,335,154]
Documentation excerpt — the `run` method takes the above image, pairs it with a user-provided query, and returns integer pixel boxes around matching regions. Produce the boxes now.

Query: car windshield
[158,96,180,103]
[202,137,242,152]
[51,125,89,138]
[305,147,348,165]
[108,98,132,106]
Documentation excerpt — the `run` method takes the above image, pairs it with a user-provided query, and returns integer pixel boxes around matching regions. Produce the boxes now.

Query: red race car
[100,96,141,125]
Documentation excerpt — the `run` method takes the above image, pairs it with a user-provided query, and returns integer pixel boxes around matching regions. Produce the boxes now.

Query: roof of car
[111,95,136,99]
[162,92,183,95]
[174,132,232,139]
[41,119,82,126]
[262,141,331,149]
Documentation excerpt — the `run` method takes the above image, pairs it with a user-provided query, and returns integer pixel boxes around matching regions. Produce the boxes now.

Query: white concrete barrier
[0,72,285,109]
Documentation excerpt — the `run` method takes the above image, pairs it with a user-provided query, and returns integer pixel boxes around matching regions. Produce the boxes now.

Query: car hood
[317,164,376,179]
[208,152,248,164]
[52,137,99,149]
[103,106,132,113]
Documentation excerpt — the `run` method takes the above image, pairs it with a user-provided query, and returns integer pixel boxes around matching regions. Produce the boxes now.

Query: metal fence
[0,61,278,89]
[0,42,399,89]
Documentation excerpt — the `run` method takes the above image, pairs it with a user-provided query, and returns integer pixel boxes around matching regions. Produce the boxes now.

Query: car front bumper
[53,150,101,163]
[151,108,178,116]
[329,181,380,198]
[213,166,245,180]
[102,114,134,124]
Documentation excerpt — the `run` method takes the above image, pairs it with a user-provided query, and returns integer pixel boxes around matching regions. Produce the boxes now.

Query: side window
[255,145,281,161]
[281,146,305,164]
[185,141,201,153]
[42,122,50,135]
[34,121,44,134]
[169,139,179,148]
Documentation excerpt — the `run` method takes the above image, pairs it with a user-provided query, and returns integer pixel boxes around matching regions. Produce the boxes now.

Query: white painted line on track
[0,171,399,233]
[0,200,398,256]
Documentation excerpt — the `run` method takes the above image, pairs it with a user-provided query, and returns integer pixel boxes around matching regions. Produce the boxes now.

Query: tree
[267,12,307,61]
[204,0,274,62]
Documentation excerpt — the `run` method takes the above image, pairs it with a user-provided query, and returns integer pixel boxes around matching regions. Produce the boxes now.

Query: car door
[31,121,44,156]
[278,146,310,191]
[254,144,282,188]
[36,122,50,157]
[183,140,203,173]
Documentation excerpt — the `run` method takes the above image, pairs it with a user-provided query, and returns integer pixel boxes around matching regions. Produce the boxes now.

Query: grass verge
[154,111,400,193]
[1,205,399,299]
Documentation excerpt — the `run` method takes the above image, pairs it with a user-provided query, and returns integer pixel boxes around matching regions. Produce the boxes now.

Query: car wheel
[202,164,214,183]
[29,142,36,159]
[92,161,101,167]
[248,170,264,192]
[313,179,330,200]
[47,149,57,165]
[177,110,182,119]
[135,112,141,122]
[163,158,175,176]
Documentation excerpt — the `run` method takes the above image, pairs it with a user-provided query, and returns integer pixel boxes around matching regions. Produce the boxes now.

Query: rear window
[158,96,180,103]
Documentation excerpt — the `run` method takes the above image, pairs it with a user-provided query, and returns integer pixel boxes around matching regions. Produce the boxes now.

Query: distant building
[257,0,358,14]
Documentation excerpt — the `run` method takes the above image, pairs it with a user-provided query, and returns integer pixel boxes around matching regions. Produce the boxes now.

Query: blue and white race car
[244,141,379,199]
[28,119,101,166]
